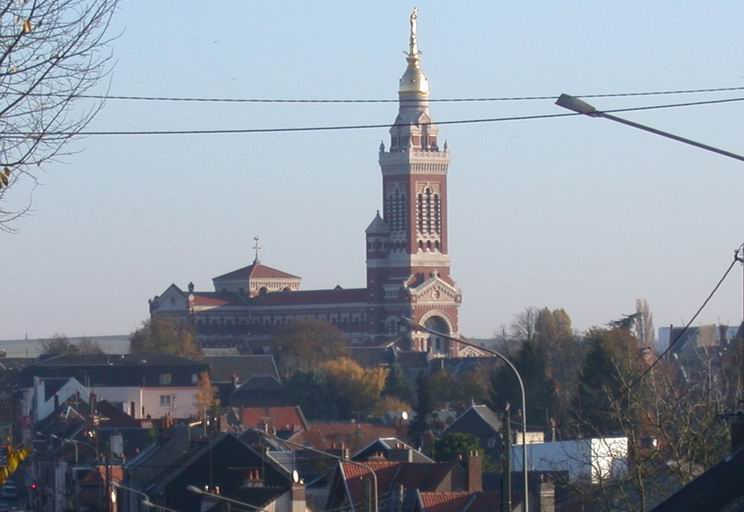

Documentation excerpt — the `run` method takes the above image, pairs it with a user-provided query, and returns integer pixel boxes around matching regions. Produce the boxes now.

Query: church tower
[366,9,461,356]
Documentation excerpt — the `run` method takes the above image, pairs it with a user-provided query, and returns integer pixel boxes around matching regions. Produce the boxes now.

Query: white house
[512,437,628,484]
[19,353,209,422]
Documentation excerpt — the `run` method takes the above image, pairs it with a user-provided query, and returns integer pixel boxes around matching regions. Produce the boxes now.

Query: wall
[511,437,628,484]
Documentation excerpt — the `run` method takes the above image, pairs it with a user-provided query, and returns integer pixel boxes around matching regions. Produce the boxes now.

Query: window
[159,395,172,407]
[159,373,172,385]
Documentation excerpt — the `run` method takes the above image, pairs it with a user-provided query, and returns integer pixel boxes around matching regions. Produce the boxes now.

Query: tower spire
[252,236,261,264]
[399,7,429,95]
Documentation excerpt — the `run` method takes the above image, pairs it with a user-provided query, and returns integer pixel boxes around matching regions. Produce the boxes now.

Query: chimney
[291,481,306,512]
[466,451,482,493]
[89,392,97,416]
[387,447,413,462]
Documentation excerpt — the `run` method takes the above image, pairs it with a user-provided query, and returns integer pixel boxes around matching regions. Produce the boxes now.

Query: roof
[249,288,370,307]
[353,437,433,463]
[214,262,300,281]
[240,406,308,434]
[651,445,744,512]
[290,422,402,452]
[446,404,502,435]
[418,491,502,512]
[32,352,201,367]
[191,292,241,307]
[366,212,390,234]
[339,460,458,510]
[204,355,279,383]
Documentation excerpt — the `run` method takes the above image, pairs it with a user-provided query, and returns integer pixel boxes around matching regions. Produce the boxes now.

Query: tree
[195,371,218,422]
[433,432,482,462]
[533,308,583,428]
[382,364,413,403]
[129,317,201,358]
[319,357,386,418]
[77,336,103,354]
[0,0,119,231]
[410,372,434,444]
[286,370,339,420]
[271,319,349,378]
[510,306,538,343]
[633,299,655,348]
[489,340,556,430]
[567,323,732,511]
[41,334,76,355]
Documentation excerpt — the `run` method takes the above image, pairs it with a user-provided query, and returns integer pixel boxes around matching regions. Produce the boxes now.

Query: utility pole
[501,403,512,512]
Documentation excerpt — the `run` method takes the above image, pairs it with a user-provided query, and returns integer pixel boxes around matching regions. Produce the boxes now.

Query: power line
[10,95,744,138]
[620,249,740,399]
[35,84,744,104]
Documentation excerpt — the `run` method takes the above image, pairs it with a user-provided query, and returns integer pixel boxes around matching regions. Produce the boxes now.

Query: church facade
[149,13,467,357]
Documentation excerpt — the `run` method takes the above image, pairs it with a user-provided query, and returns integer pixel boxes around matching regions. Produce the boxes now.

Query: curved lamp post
[401,317,529,512]
[555,93,744,162]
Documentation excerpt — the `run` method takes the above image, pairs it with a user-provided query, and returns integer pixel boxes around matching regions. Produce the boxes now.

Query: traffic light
[30,482,38,491]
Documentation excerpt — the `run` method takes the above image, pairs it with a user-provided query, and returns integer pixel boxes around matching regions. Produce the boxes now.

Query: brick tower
[366,8,461,355]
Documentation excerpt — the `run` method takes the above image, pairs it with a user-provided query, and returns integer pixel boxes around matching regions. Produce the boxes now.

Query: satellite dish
[401,411,409,421]
[292,469,300,483]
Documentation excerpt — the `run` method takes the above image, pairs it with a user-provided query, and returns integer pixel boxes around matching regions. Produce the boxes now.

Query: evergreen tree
[382,364,413,403]
[410,372,434,444]
[287,370,339,420]
[489,340,556,428]
[571,325,640,436]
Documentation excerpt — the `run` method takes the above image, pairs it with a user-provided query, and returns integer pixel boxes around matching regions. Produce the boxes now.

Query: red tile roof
[339,461,459,509]
[418,492,472,512]
[418,491,502,512]
[240,406,308,433]
[289,422,402,452]
[192,292,237,307]
[214,262,300,281]
[249,288,370,307]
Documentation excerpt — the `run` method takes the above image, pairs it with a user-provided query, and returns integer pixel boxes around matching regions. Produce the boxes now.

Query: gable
[409,276,460,304]
[156,285,188,312]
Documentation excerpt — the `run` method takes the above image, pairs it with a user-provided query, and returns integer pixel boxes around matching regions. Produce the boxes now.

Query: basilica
[149,12,469,357]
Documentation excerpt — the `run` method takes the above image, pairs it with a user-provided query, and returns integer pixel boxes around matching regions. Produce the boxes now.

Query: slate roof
[446,404,502,435]
[214,262,300,281]
[32,352,200,367]
[650,445,744,511]
[204,354,279,383]
[353,437,433,463]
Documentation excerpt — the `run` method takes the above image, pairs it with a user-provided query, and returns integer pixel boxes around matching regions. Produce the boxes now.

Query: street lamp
[400,317,529,512]
[141,499,182,512]
[555,93,744,162]
[246,429,379,512]
[186,485,268,512]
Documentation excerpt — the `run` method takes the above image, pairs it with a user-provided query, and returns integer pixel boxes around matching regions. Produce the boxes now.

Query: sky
[3,1,744,340]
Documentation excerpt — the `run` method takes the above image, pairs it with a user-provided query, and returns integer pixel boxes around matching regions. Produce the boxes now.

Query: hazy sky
[3,2,744,340]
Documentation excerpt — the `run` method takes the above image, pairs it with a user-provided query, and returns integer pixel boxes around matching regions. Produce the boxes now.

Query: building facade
[150,12,464,356]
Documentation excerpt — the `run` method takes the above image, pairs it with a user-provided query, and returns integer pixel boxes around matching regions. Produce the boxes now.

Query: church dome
[399,57,429,95]
[366,211,390,235]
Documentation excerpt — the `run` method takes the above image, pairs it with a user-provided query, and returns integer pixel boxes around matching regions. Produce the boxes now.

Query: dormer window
[159,373,172,385]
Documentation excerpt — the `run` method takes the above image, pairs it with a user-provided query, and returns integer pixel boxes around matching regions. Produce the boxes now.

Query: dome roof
[365,211,390,234]
[399,56,429,95]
